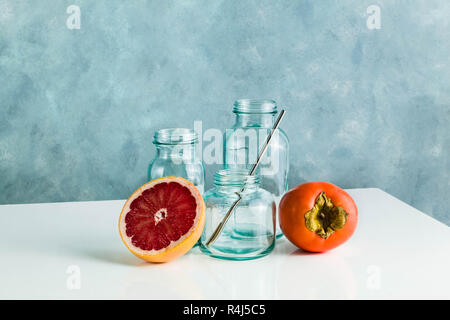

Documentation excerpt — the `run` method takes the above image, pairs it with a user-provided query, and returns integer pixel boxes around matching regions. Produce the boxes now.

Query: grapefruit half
[119,177,205,263]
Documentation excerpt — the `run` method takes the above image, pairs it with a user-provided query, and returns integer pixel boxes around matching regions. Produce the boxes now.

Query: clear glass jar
[224,99,289,238]
[148,128,205,194]
[199,169,276,260]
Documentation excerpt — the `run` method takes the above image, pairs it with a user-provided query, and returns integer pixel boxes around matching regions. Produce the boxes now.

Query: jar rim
[233,99,277,114]
[214,169,260,187]
[153,128,198,145]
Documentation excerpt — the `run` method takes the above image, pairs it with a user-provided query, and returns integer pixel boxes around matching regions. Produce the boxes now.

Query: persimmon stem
[305,192,348,239]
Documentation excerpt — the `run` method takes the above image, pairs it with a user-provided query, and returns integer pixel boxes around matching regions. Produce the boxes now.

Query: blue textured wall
[0,1,449,224]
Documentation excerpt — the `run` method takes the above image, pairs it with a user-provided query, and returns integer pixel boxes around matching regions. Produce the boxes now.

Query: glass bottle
[200,169,276,260]
[148,128,205,194]
[224,99,289,237]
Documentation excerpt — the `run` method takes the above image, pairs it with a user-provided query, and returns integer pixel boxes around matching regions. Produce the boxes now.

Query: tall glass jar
[148,128,205,194]
[224,99,289,237]
[200,169,276,260]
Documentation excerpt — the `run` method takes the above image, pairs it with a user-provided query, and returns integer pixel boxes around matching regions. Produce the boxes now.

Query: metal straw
[205,109,286,246]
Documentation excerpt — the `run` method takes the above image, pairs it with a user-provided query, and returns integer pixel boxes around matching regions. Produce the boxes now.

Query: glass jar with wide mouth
[148,128,205,194]
[223,99,289,238]
[199,169,276,260]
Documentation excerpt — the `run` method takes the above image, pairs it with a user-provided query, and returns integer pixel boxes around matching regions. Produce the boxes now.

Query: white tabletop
[0,188,448,300]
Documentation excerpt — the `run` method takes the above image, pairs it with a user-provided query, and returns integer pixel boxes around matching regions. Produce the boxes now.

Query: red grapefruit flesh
[119,177,205,263]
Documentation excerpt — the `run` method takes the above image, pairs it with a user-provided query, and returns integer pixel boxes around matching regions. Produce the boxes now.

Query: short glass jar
[224,99,289,238]
[148,128,205,194]
[199,169,276,260]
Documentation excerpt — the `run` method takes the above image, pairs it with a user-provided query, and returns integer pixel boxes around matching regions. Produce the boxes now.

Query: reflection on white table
[0,188,448,299]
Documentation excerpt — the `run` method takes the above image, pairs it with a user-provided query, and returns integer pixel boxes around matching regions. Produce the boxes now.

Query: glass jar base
[276,232,284,239]
[199,243,274,261]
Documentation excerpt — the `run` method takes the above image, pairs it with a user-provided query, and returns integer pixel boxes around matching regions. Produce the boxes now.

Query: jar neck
[234,112,276,128]
[232,99,277,127]
[215,184,259,195]
[155,143,197,160]
[213,169,260,194]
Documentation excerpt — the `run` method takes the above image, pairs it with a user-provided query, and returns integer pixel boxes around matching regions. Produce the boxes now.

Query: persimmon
[279,182,357,252]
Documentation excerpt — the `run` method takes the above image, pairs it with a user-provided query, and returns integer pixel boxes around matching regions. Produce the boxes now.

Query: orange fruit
[279,182,358,253]
[119,177,205,263]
